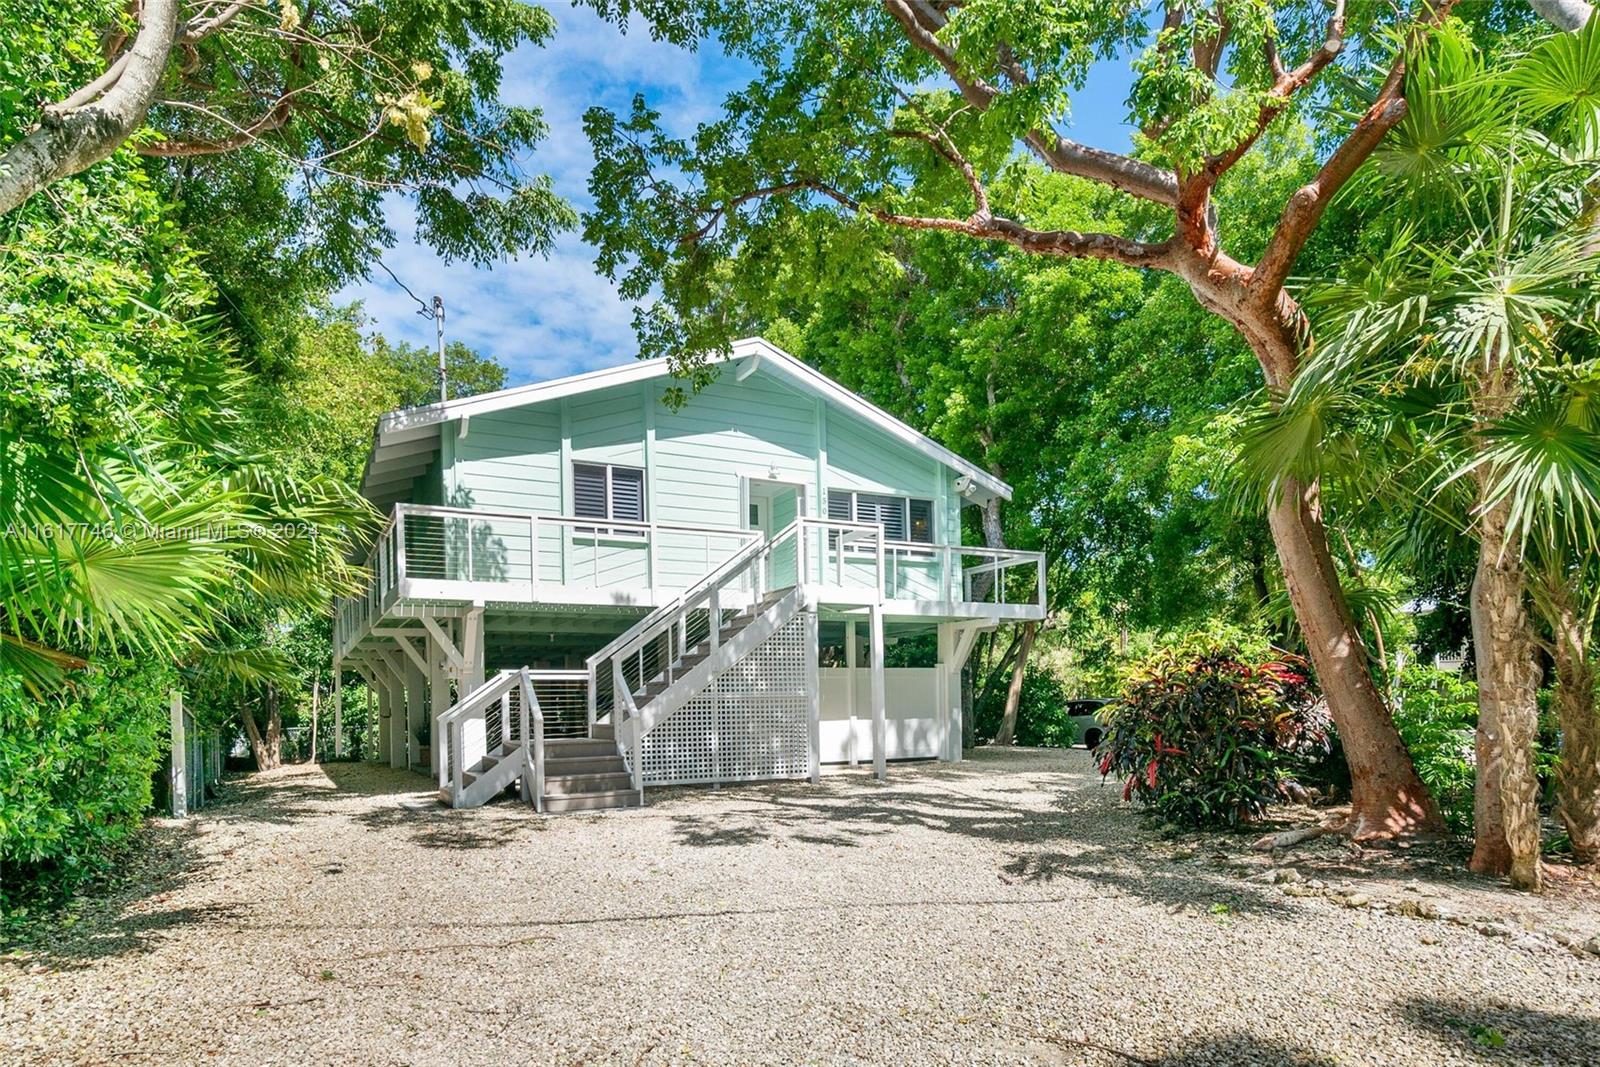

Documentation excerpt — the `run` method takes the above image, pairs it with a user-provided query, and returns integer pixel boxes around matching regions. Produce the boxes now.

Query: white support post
[333,664,345,759]
[169,690,187,818]
[845,619,859,766]
[405,656,427,771]
[869,604,887,781]
[805,607,820,784]
[429,634,451,778]
[936,623,952,763]
[458,609,487,769]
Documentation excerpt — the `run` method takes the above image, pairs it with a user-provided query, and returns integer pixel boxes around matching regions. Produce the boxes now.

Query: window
[826,489,934,544]
[573,462,646,523]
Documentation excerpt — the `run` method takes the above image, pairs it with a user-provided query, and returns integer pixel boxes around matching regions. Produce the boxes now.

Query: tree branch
[138,96,294,157]
[0,0,180,216]
[1529,0,1594,31]
[883,0,1181,207]
[1249,0,1455,306]
[681,177,1174,270]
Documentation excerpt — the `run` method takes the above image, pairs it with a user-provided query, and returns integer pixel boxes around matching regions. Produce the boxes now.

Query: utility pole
[433,294,447,402]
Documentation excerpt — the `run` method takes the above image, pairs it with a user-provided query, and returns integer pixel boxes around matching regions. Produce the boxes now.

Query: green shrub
[974,665,1076,747]
[1391,666,1478,836]
[1096,638,1329,828]
[0,662,173,913]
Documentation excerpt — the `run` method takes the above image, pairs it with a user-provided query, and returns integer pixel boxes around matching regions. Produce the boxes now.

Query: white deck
[334,504,1045,659]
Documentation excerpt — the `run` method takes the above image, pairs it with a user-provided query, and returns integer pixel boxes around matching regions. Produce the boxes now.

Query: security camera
[954,475,975,496]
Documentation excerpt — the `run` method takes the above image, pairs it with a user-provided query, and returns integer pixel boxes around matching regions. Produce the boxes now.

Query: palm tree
[1243,19,1600,889]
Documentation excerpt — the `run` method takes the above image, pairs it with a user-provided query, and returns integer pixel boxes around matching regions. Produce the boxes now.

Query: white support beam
[420,615,466,673]
[169,690,187,818]
[333,664,345,758]
[845,619,858,766]
[388,633,430,677]
[805,608,821,784]
[869,604,887,781]
[461,606,485,692]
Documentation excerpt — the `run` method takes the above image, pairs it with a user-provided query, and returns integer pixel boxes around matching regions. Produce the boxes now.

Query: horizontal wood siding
[449,408,561,513]
[652,372,816,523]
[427,366,975,593]
[570,391,645,466]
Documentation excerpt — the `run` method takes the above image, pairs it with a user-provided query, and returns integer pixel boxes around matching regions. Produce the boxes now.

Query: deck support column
[938,623,983,763]
[333,664,344,759]
[869,603,887,781]
[805,606,820,784]
[405,656,427,772]
[429,632,451,778]
[456,608,487,770]
[845,620,859,766]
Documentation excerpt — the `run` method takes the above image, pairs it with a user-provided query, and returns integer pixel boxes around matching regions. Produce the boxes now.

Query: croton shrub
[1095,640,1331,828]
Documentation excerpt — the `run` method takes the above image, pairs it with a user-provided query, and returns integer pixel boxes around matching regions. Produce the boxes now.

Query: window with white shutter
[573,463,609,519]
[571,462,646,527]
[826,490,932,544]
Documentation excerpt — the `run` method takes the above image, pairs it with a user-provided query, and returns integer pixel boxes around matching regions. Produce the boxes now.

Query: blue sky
[340,3,1138,386]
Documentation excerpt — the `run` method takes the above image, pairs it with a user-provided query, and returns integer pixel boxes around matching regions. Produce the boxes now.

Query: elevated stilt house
[333,338,1045,812]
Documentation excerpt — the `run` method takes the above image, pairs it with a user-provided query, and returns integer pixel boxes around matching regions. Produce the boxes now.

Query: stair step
[592,723,615,740]
[542,789,640,814]
[544,755,628,776]
[544,771,632,796]
[545,739,616,758]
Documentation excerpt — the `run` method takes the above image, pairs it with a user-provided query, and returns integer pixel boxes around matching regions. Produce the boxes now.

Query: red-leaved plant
[1095,640,1330,828]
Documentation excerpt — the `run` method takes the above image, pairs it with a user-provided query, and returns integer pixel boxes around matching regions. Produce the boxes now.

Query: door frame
[738,474,809,540]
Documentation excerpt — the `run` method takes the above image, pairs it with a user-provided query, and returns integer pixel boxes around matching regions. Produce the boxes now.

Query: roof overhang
[358,337,1012,507]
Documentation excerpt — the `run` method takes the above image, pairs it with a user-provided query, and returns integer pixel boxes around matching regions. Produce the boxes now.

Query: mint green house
[332,338,1044,812]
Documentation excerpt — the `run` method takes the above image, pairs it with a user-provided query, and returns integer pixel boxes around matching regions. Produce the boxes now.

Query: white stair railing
[437,668,545,811]
[584,518,886,795]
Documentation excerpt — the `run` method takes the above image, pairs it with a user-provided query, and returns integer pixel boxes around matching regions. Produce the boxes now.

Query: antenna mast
[432,295,447,402]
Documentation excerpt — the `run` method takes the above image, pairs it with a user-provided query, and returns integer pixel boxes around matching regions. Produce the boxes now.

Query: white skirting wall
[819,667,941,762]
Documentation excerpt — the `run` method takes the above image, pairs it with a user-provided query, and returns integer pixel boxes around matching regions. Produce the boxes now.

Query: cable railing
[335,504,1047,662]
[334,504,758,657]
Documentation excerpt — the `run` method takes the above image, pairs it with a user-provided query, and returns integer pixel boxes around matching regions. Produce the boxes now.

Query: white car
[1065,698,1113,751]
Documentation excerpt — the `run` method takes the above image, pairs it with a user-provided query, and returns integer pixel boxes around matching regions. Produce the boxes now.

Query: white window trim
[826,488,937,546]
[573,461,648,540]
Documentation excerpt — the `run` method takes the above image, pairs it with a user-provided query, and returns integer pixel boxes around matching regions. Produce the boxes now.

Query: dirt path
[3,749,1598,1065]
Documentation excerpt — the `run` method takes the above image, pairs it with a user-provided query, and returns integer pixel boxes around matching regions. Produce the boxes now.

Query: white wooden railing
[336,503,1047,659]
[437,668,544,810]
[334,504,758,656]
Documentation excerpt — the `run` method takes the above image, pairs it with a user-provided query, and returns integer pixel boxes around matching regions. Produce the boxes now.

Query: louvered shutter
[858,493,907,540]
[573,463,609,519]
[610,466,645,521]
[827,490,853,521]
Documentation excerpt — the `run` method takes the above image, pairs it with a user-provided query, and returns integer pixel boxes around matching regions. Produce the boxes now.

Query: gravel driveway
[3,748,1599,1066]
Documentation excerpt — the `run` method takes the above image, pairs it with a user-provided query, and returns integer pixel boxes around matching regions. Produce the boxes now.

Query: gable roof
[360,337,1011,512]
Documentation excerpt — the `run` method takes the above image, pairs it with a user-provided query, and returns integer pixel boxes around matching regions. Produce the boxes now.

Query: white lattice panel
[641,610,812,786]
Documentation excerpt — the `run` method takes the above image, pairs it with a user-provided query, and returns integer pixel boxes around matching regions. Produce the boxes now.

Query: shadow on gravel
[1,821,226,969]
[1399,996,1600,1065]
[350,800,517,852]
[662,780,1300,917]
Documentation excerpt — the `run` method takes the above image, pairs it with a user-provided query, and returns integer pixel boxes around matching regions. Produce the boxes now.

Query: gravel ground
[3,748,1599,1066]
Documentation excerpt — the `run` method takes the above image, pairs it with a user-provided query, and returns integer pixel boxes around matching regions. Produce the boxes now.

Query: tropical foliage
[1095,638,1329,829]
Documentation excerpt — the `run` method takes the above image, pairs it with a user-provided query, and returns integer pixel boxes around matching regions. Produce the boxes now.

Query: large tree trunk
[993,621,1037,746]
[1468,495,1544,889]
[0,0,180,215]
[1266,477,1443,836]
[1226,308,1443,838]
[1546,586,1599,865]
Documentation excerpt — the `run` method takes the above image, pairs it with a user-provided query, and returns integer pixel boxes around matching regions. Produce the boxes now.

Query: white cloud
[337,2,743,384]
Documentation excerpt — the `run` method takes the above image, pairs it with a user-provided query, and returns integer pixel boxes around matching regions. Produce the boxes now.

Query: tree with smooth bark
[0,0,574,268]
[1247,14,1600,889]
[581,0,1463,836]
